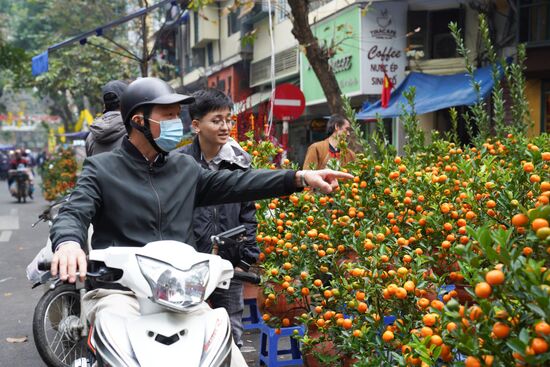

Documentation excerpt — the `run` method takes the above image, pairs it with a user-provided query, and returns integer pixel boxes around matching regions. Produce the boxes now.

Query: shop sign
[301,6,362,105]
[300,2,407,105]
[361,1,407,95]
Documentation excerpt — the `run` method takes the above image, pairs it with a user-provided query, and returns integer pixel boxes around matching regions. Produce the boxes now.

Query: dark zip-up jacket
[179,137,259,264]
[50,137,298,251]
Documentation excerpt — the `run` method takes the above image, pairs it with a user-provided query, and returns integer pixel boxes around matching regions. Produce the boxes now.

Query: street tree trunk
[287,0,344,116]
[139,0,149,76]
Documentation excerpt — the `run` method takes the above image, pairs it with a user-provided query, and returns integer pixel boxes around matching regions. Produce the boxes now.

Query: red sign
[271,83,305,121]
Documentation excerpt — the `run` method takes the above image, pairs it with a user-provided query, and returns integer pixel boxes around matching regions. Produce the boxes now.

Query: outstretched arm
[196,168,353,206]
[295,169,353,193]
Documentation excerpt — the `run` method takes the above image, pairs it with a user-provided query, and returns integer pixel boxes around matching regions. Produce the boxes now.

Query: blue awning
[356,65,500,120]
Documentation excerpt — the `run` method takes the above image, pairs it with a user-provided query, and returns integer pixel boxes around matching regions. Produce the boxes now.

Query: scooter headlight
[136,256,209,311]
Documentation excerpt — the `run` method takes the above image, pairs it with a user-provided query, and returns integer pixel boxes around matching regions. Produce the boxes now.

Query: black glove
[217,236,242,268]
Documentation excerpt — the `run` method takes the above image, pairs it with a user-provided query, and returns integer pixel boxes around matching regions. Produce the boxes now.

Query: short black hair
[326,114,349,136]
[104,92,120,112]
[188,88,233,120]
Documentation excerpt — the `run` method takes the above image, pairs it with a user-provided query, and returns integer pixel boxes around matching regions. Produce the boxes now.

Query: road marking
[0,231,12,242]
[0,208,19,231]
[0,277,14,283]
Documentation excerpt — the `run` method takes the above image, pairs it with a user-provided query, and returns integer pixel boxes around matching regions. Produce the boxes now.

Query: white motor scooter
[35,226,257,367]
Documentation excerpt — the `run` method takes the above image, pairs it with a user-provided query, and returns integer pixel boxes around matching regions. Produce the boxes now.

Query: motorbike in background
[31,225,258,367]
[8,164,31,203]
[26,195,87,367]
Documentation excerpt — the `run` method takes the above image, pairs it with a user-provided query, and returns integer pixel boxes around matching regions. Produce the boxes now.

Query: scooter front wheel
[33,284,88,367]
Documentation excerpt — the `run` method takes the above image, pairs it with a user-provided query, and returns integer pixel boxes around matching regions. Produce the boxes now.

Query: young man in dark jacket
[48,77,351,360]
[179,88,256,347]
[85,80,128,156]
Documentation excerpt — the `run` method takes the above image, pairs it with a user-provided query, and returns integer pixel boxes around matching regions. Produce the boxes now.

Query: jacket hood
[180,136,251,169]
[89,111,126,143]
[211,137,251,169]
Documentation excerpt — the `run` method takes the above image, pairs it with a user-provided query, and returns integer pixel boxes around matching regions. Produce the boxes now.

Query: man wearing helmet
[48,78,352,357]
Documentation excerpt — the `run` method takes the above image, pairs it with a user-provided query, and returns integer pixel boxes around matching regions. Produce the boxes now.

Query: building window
[407,8,464,59]
[194,11,199,45]
[207,42,214,65]
[309,0,331,12]
[227,76,232,98]
[228,11,241,36]
[190,48,205,70]
[542,81,550,133]
[519,0,550,44]
[276,0,291,23]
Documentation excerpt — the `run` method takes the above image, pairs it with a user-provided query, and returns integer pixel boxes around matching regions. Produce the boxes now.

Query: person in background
[85,80,128,156]
[179,88,256,348]
[0,151,9,180]
[303,114,355,169]
[21,149,35,198]
[7,148,34,198]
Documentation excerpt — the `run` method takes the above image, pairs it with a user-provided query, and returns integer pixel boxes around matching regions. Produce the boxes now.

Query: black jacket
[50,137,298,251]
[179,137,259,265]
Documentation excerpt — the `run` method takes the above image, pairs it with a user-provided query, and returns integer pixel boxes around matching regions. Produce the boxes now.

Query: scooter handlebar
[233,271,261,285]
[37,261,51,271]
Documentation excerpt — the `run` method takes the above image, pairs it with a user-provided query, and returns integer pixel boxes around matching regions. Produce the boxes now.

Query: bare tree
[287,0,344,115]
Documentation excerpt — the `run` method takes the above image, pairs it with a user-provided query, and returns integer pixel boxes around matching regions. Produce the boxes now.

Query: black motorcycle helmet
[121,77,194,154]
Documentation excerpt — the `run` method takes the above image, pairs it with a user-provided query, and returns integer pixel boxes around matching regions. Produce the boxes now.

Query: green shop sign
[301,6,361,105]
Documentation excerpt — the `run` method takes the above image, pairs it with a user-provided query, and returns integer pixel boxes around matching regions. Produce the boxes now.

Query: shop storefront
[296,1,408,159]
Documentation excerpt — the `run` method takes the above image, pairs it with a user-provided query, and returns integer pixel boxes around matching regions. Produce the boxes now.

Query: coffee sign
[300,2,407,105]
[361,1,407,95]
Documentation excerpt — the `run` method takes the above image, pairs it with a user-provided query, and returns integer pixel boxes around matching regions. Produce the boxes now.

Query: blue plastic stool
[242,298,262,330]
[383,315,397,325]
[437,284,456,301]
[259,323,305,366]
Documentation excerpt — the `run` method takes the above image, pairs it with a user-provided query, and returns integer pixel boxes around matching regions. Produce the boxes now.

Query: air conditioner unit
[432,33,457,59]
[191,7,219,48]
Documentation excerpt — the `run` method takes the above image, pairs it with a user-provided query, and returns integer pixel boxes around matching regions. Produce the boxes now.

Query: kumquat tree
[241,16,550,367]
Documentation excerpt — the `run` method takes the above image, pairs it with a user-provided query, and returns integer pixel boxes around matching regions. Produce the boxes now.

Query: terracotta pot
[257,282,309,325]
[451,283,473,304]
[242,282,259,299]
[302,325,336,367]
[432,257,460,277]
[343,357,359,367]
[336,249,360,267]
[302,325,355,367]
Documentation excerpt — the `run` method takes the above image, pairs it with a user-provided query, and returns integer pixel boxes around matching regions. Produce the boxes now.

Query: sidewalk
[241,328,261,366]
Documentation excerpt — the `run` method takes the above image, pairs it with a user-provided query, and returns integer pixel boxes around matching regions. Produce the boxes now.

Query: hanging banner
[74,109,94,132]
[17,112,24,127]
[58,126,66,143]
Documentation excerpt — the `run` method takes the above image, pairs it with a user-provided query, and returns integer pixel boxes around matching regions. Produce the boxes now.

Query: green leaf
[519,328,530,344]
[526,303,547,318]
[506,338,526,355]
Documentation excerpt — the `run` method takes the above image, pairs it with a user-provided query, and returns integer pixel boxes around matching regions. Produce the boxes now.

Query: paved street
[0,178,49,366]
[0,178,264,366]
